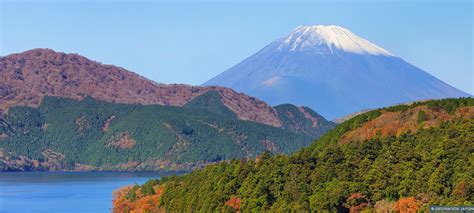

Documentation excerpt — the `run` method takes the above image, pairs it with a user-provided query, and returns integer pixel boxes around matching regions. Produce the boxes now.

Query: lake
[0,172,171,213]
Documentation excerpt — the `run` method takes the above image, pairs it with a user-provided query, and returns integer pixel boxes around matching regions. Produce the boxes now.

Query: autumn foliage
[395,197,420,213]
[345,193,369,212]
[339,105,471,144]
[113,185,164,213]
[225,196,241,211]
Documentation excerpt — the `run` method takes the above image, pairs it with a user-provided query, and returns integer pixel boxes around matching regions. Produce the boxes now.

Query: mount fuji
[203,25,470,119]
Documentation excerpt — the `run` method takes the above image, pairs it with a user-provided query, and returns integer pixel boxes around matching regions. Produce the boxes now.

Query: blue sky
[1,0,472,94]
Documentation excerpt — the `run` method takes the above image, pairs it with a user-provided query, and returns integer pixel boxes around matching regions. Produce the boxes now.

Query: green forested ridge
[183,90,238,119]
[122,98,473,211]
[275,104,336,138]
[0,93,332,171]
[183,92,336,138]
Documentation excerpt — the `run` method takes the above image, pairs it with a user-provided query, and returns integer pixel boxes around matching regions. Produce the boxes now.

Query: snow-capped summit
[204,25,470,119]
[278,25,392,56]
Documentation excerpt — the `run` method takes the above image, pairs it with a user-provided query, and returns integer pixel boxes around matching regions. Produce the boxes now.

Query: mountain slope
[0,49,282,127]
[0,49,336,171]
[274,104,335,138]
[113,98,474,212]
[203,25,470,119]
[183,91,238,119]
[0,95,325,171]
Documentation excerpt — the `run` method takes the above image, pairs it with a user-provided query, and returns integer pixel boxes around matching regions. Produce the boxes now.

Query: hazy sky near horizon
[1,0,473,94]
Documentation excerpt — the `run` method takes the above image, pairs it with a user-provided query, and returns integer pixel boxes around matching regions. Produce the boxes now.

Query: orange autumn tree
[112,185,165,213]
[395,197,420,213]
[225,196,241,212]
[344,193,369,212]
[112,185,134,213]
[131,186,164,213]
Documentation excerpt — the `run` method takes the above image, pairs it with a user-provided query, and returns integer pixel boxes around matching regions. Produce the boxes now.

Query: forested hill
[1,48,319,128]
[113,98,474,212]
[0,93,334,171]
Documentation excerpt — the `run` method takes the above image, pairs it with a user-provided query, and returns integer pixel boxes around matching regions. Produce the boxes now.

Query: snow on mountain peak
[278,25,393,56]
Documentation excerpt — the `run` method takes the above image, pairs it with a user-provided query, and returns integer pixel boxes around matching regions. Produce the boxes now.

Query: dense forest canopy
[113,98,474,212]
[0,93,334,171]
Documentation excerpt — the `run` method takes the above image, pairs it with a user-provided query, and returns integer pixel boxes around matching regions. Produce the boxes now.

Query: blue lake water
[0,172,170,213]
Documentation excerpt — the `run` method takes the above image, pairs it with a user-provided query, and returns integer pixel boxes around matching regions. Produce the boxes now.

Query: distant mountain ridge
[204,25,470,119]
[0,49,283,127]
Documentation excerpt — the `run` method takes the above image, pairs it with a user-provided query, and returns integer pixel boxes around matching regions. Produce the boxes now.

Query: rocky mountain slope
[113,98,473,212]
[1,48,285,127]
[203,25,470,119]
